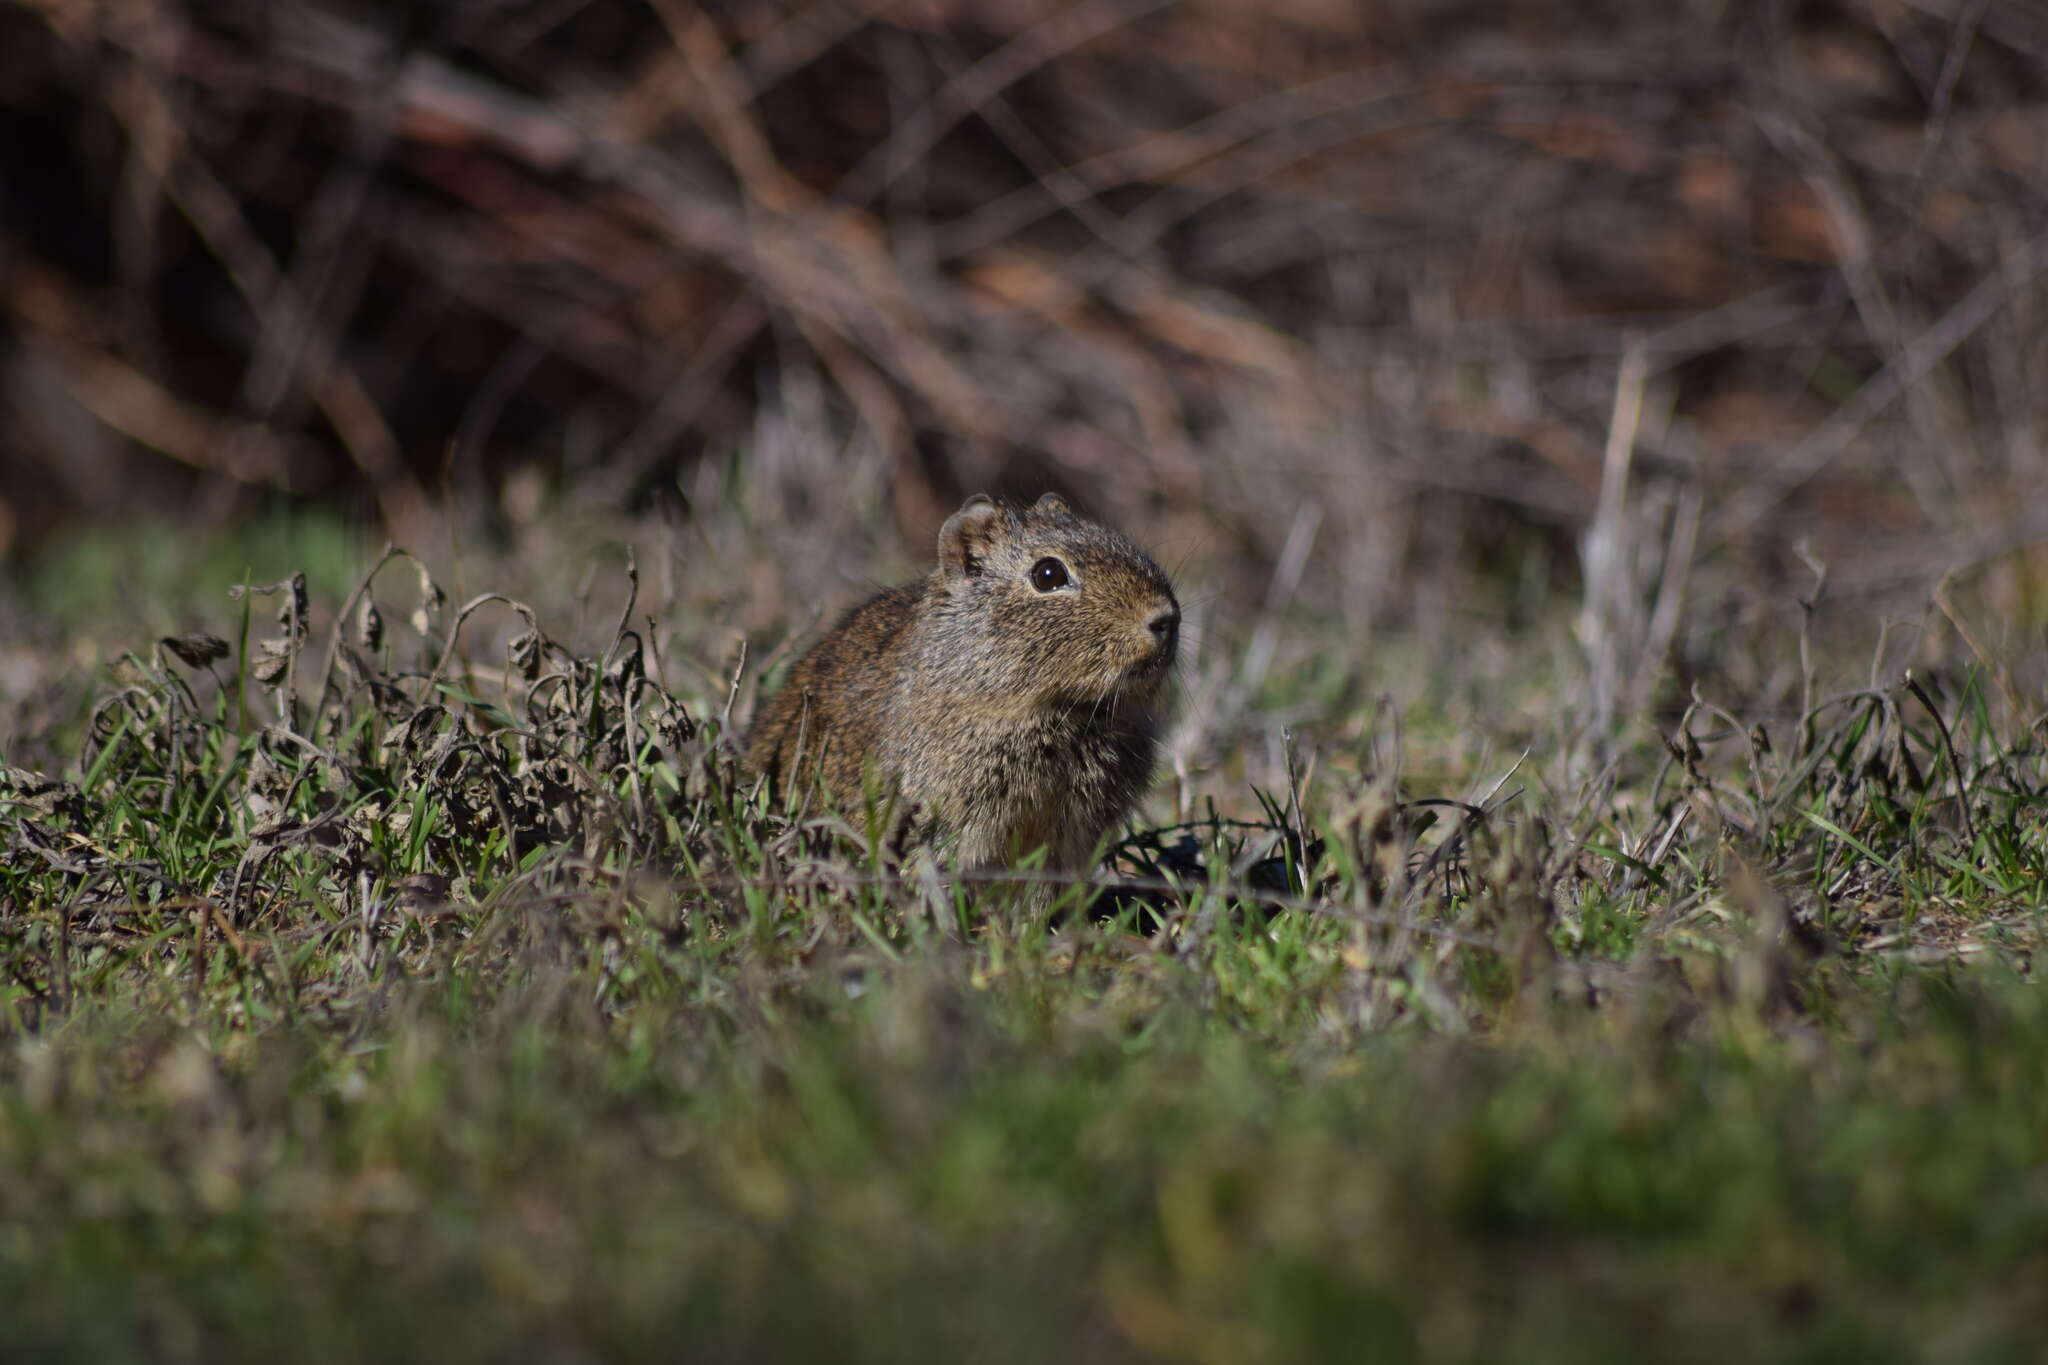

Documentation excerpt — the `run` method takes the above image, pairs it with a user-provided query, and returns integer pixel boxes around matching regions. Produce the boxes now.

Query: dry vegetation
[4,1,2047,612]
[5,1,2048,1361]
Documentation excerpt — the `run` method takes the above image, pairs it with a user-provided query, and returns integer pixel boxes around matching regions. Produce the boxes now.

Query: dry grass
[3,514,2048,1360]
[3,0,2047,637]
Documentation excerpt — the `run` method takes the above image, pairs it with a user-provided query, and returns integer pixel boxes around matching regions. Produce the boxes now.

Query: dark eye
[1029,557,1070,592]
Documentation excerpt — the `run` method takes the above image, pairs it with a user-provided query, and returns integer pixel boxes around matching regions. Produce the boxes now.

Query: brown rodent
[745,493,1180,871]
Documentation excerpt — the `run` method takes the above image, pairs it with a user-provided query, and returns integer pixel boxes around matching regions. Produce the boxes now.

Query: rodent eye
[1029,557,1070,592]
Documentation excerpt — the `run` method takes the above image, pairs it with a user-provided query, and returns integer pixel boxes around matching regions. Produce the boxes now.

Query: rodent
[744,492,1181,871]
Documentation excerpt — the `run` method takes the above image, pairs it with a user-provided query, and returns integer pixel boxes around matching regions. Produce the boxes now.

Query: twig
[1729,229,2048,530]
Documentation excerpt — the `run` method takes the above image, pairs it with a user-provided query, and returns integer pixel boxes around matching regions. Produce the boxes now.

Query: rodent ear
[1033,492,1073,517]
[937,495,1007,580]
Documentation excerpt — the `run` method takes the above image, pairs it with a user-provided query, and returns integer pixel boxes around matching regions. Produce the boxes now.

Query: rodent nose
[1147,605,1179,648]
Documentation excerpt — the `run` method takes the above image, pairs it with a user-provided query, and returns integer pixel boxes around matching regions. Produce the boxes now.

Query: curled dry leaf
[412,562,446,638]
[357,598,383,653]
[253,639,294,686]
[509,630,542,680]
[161,634,230,670]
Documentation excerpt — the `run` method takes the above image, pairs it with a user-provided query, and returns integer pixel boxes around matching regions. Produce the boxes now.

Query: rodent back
[742,581,922,795]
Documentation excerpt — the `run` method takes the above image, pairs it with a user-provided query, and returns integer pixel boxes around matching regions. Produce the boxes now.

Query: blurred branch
[836,0,1177,207]
[1729,229,2048,533]
[106,46,428,529]
[11,271,308,488]
[3,0,2044,657]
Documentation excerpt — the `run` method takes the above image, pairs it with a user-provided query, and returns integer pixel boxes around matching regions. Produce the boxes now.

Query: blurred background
[3,0,2046,733]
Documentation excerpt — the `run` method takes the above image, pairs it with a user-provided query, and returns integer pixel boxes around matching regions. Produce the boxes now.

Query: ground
[2,505,2045,1364]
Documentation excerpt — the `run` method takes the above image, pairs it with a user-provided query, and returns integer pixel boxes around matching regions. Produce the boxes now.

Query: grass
[3,523,2047,1364]
[21,504,364,634]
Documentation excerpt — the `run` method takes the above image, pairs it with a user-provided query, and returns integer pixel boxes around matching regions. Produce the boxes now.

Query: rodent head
[920,492,1180,706]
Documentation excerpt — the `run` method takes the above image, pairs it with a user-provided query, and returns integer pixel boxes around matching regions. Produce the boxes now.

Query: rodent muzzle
[1135,601,1180,676]
[1147,604,1179,651]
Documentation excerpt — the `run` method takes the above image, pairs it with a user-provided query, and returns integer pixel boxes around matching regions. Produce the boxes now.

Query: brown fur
[744,493,1180,870]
